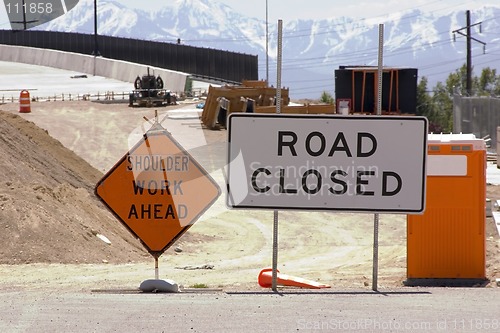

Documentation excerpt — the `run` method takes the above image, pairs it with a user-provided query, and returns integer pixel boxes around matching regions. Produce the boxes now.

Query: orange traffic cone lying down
[258,268,331,289]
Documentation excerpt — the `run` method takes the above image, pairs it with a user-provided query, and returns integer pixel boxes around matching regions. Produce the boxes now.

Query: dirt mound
[0,110,149,264]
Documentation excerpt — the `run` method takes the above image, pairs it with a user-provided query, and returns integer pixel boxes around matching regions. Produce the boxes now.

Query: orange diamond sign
[95,127,221,254]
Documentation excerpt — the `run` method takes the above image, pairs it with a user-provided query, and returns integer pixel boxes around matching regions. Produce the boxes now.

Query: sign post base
[139,279,179,293]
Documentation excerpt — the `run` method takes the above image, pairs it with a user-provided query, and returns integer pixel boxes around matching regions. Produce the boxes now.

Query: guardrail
[0,88,208,104]
[1,91,131,103]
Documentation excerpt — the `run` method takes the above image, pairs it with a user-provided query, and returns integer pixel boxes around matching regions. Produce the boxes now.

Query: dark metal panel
[0,30,258,83]
[206,48,216,78]
[399,68,418,114]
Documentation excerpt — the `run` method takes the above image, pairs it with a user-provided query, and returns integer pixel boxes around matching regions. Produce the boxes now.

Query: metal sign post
[272,19,283,292]
[154,253,160,280]
[373,23,384,292]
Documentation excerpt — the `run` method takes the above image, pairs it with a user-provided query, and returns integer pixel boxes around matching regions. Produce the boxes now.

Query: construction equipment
[129,68,176,107]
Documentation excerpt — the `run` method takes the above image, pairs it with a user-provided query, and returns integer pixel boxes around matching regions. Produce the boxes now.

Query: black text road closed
[227,114,427,213]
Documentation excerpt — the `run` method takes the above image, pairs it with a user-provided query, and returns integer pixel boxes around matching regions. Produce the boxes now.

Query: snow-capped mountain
[37,0,500,98]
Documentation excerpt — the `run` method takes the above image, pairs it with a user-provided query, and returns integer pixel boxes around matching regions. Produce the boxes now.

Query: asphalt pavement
[1,288,499,332]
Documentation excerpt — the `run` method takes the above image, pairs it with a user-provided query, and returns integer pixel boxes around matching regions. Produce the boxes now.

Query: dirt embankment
[0,110,149,264]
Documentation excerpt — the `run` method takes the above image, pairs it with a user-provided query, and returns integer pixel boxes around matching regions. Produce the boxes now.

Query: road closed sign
[95,127,221,254]
[227,114,427,213]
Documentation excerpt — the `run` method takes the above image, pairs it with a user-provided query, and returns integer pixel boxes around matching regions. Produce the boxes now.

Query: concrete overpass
[0,44,189,94]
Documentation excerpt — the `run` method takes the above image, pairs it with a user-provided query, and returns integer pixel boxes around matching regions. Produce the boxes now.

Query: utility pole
[93,0,100,56]
[452,10,486,96]
[22,0,27,30]
[265,0,269,84]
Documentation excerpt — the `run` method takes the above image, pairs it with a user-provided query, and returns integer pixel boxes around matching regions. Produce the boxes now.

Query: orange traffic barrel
[19,90,31,113]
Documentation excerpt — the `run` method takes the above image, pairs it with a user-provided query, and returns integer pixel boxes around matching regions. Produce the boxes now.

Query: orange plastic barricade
[407,134,487,285]
[19,90,31,113]
[258,268,330,289]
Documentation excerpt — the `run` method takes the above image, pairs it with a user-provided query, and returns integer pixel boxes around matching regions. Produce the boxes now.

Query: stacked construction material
[254,104,335,115]
[201,80,290,129]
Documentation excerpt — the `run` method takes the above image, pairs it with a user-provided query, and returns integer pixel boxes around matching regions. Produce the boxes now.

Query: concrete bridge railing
[0,44,189,93]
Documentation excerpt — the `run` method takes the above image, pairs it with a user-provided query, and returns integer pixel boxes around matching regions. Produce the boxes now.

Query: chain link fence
[453,95,500,150]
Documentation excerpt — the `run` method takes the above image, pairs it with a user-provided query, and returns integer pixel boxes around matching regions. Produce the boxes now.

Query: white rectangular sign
[227,114,427,213]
